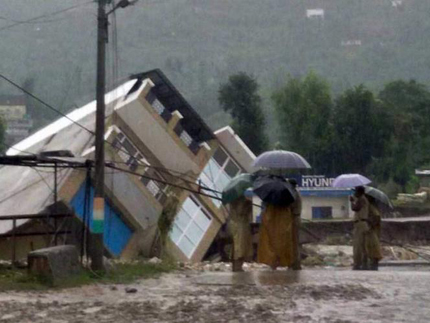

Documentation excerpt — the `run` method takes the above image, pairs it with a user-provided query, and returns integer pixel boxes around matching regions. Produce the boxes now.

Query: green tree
[218,72,268,154]
[332,85,390,176]
[378,80,430,190]
[272,72,334,173]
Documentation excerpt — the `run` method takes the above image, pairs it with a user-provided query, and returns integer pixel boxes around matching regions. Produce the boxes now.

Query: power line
[0,73,95,135]
[3,142,36,156]
[0,73,207,188]
[6,143,429,261]
[0,16,70,25]
[0,1,94,33]
[106,163,222,201]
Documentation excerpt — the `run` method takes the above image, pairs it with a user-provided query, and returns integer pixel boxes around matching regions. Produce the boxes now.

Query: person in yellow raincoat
[350,186,370,270]
[289,178,302,270]
[228,196,253,272]
[257,202,295,270]
[366,196,383,270]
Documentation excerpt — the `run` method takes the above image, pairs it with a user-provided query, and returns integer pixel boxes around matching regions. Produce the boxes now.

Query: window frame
[111,126,168,204]
[199,147,242,207]
[170,195,212,258]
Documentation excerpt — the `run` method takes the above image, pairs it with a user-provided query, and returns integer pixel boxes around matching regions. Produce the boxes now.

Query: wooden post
[12,219,16,265]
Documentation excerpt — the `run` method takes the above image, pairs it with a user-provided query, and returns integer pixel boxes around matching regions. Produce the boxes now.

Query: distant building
[0,95,33,146]
[341,40,362,47]
[415,169,430,188]
[392,0,403,7]
[306,9,324,19]
[253,175,352,221]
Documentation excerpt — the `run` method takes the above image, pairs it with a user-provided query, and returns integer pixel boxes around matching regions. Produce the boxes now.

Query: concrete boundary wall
[301,218,430,245]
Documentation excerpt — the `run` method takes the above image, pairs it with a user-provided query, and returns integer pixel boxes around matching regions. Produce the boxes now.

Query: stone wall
[301,218,430,245]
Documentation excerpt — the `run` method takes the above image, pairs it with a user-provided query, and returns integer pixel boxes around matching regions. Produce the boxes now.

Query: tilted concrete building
[0,69,255,262]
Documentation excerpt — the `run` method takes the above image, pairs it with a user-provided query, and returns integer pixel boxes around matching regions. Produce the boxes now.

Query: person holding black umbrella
[254,175,296,270]
[252,150,311,271]
[350,186,370,270]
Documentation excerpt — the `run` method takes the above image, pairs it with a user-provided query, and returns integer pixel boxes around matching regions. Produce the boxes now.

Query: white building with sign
[253,175,353,221]
[299,175,353,220]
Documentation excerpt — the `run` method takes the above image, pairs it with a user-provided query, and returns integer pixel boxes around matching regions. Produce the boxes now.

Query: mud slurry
[0,269,429,323]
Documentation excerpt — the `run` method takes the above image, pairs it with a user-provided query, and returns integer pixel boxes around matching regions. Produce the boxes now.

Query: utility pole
[91,0,108,272]
[92,0,137,272]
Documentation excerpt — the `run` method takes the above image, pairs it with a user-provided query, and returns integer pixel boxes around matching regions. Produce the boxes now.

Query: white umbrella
[253,150,311,169]
[332,174,371,188]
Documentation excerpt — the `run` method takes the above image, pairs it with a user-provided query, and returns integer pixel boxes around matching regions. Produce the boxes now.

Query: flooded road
[1,267,429,322]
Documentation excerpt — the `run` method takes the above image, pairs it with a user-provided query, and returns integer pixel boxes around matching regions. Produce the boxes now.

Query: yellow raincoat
[228,198,253,261]
[366,202,383,260]
[257,204,294,268]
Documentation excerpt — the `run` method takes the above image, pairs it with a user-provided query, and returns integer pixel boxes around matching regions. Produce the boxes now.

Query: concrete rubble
[178,244,430,272]
[27,245,81,283]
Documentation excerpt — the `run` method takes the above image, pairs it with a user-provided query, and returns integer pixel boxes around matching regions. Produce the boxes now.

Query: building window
[170,196,212,258]
[112,130,167,204]
[112,134,148,172]
[146,90,171,122]
[312,207,333,219]
[198,148,241,208]
[174,122,200,155]
[179,130,193,147]
[152,99,165,115]
[140,168,168,205]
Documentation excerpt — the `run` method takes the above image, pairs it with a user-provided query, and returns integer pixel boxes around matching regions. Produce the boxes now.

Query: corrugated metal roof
[0,80,138,234]
[7,79,137,156]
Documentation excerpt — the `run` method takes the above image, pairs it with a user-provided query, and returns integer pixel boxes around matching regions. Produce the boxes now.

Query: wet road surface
[1,268,430,322]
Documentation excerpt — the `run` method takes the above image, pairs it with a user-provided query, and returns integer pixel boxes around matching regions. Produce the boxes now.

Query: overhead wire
[0,16,71,25]
[3,142,58,201]
[0,73,95,135]
[0,72,204,187]
[4,142,430,262]
[0,1,94,33]
[3,142,36,156]
[106,163,222,200]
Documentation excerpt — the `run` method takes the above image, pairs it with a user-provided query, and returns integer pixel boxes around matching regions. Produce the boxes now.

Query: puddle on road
[194,270,302,286]
[194,266,430,287]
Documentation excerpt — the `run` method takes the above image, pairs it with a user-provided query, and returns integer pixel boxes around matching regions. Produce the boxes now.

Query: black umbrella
[253,175,296,206]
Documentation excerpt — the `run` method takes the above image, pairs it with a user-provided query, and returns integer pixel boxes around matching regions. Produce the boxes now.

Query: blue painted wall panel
[70,183,133,256]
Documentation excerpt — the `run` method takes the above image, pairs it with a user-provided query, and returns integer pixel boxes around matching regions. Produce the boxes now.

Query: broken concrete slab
[28,245,81,284]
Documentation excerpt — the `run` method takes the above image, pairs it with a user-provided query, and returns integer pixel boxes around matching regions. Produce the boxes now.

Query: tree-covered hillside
[1,0,429,135]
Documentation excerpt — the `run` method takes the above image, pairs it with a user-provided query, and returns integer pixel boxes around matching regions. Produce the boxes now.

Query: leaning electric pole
[91,0,108,272]
[91,0,137,272]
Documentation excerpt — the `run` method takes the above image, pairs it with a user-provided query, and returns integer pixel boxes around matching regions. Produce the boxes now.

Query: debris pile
[184,245,430,271]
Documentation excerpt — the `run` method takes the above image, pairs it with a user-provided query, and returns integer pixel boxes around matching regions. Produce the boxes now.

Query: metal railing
[0,213,73,264]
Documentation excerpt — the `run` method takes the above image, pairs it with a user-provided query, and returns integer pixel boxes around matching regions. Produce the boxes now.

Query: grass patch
[0,260,176,291]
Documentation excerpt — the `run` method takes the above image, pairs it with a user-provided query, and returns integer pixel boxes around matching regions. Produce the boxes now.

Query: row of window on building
[112,91,244,258]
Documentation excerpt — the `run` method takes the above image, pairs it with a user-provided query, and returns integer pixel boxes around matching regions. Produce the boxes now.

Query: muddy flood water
[1,267,430,323]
